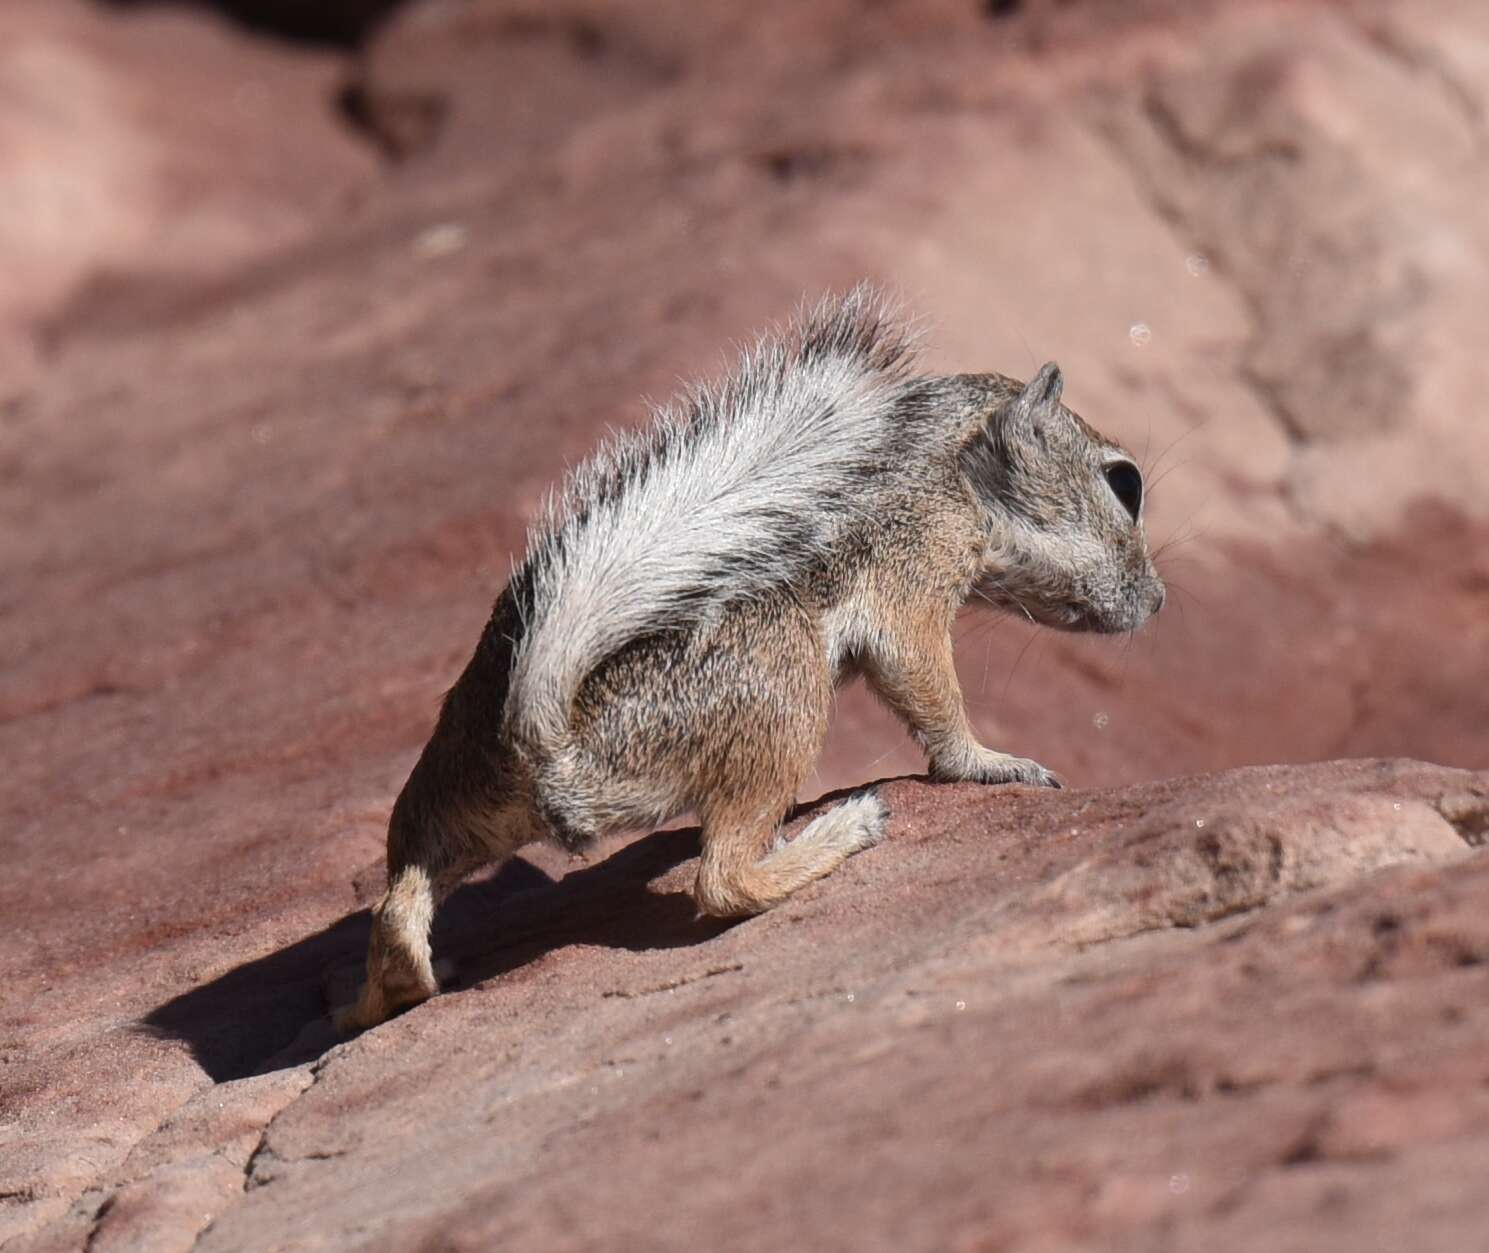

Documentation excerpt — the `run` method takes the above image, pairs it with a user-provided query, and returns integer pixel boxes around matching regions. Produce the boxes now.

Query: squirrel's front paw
[934,750,1064,789]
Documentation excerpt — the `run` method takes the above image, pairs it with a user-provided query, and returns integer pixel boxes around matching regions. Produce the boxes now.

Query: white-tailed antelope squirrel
[338,285,1164,1031]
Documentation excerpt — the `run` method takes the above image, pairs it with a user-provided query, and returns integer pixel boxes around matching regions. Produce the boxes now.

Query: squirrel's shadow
[141,822,728,1083]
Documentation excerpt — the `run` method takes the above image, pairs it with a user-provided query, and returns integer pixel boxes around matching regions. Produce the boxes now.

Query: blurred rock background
[3,2,1487,1249]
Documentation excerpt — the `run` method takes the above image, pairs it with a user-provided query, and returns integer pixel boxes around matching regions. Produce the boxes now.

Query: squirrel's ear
[1004,362,1063,439]
[1023,362,1063,411]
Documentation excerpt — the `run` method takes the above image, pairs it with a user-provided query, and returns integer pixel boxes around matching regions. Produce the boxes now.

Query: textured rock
[3,0,1489,1249]
[0,0,375,400]
[13,761,1489,1251]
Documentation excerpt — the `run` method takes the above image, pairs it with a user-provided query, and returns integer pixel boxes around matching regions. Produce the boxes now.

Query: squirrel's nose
[1152,584,1166,614]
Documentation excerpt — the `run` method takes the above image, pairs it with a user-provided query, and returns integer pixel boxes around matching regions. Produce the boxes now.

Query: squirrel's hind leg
[695,789,890,919]
[334,843,492,1034]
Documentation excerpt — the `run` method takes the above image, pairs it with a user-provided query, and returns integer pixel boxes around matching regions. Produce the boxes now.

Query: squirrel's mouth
[1005,598,1092,633]
[1059,589,1164,635]
[975,576,1160,635]
[1054,602,1101,632]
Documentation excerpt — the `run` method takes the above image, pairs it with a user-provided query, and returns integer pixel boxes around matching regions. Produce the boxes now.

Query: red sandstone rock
[2,0,1488,1249]
[0,0,375,402]
[12,761,1489,1251]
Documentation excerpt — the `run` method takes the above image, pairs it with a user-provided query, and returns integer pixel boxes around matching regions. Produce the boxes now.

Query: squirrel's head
[959,363,1165,634]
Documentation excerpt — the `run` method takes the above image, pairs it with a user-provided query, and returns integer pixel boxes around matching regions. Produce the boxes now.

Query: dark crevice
[336,81,449,162]
[92,1,440,161]
[81,1193,118,1253]
[94,0,413,49]
[755,144,874,185]
[1280,1123,1324,1167]
[1436,792,1489,847]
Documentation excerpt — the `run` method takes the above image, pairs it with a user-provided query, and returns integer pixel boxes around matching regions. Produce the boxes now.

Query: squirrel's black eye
[1104,460,1143,523]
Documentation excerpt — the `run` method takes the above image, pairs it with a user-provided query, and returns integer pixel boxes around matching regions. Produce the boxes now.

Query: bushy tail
[505,284,919,766]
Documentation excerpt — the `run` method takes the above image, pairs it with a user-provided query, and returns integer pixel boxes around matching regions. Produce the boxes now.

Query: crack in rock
[237,1059,330,1196]
[601,962,744,999]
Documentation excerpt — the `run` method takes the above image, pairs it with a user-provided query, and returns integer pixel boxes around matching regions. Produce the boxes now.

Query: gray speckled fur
[337,284,1165,1032]
[511,287,923,761]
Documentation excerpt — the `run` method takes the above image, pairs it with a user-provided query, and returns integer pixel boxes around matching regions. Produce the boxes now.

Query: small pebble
[414,222,469,259]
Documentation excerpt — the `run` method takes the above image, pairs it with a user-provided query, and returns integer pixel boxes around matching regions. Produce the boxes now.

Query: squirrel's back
[504,284,926,769]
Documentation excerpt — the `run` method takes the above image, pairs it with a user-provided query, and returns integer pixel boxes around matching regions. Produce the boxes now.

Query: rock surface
[0,0,376,400]
[3,0,1489,1249]
[13,761,1489,1251]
